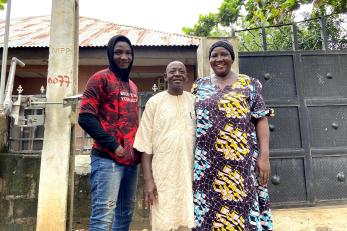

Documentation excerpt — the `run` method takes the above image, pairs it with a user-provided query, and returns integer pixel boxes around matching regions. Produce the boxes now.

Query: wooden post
[36,0,79,230]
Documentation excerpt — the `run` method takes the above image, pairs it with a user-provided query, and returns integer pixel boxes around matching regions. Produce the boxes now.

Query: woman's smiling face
[209,46,233,77]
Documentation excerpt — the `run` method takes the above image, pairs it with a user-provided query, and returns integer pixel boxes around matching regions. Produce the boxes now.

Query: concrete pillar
[196,37,239,78]
[36,1,79,230]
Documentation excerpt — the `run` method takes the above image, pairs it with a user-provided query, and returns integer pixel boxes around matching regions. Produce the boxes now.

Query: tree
[311,0,347,15]
[183,0,347,51]
[184,0,347,35]
[182,13,219,37]
[0,0,6,10]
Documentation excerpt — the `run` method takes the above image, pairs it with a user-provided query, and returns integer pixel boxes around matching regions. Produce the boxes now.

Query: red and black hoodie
[78,35,140,165]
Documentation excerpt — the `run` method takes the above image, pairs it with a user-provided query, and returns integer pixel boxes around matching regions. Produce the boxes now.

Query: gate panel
[308,105,347,148]
[268,107,301,149]
[268,158,307,203]
[240,53,307,206]
[240,51,347,207]
[301,54,347,97]
[312,156,347,201]
[239,55,297,99]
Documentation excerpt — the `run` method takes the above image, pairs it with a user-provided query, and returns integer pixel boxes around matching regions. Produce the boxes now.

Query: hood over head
[107,35,134,82]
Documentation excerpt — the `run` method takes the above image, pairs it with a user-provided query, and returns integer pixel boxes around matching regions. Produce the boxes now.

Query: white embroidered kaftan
[134,91,195,231]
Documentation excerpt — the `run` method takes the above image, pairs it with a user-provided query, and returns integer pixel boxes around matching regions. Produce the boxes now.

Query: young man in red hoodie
[79,35,139,230]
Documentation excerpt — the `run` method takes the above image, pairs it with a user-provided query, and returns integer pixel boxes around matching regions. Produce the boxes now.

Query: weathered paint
[36,0,78,230]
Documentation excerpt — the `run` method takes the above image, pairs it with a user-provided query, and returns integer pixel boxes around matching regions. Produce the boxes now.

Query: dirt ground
[272,204,347,231]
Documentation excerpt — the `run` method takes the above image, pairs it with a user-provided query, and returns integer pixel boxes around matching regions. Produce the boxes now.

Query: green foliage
[311,0,347,15]
[297,20,323,50]
[236,30,263,51]
[266,26,293,50]
[0,0,6,10]
[236,26,293,52]
[182,13,218,37]
[183,0,347,51]
[243,0,299,26]
[297,14,346,50]
[219,0,243,27]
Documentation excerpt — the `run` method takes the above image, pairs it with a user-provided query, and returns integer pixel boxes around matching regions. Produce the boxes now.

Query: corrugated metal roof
[0,16,201,48]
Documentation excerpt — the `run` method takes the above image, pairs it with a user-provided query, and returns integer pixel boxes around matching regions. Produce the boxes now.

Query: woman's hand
[256,155,270,186]
[143,179,158,209]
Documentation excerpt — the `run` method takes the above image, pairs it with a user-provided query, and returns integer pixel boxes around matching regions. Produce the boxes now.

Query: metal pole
[319,16,328,50]
[0,0,12,110]
[291,22,298,51]
[261,26,267,51]
[3,57,25,115]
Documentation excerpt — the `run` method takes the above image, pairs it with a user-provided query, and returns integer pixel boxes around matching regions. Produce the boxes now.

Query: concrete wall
[0,154,40,231]
[0,153,151,230]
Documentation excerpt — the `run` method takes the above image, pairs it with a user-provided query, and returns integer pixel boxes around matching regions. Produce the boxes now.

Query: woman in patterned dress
[192,40,274,231]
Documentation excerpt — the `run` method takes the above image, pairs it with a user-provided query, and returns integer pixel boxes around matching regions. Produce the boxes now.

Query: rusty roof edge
[0,15,202,48]
[78,15,202,39]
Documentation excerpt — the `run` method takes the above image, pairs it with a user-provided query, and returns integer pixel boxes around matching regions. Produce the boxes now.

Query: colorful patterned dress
[192,74,274,231]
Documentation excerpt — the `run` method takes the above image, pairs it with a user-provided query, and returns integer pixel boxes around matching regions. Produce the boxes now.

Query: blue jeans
[89,155,138,231]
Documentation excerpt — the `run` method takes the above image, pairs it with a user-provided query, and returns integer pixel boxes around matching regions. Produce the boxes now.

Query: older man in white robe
[134,61,195,231]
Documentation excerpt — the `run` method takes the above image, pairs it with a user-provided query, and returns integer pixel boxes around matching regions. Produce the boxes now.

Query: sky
[0,0,223,34]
